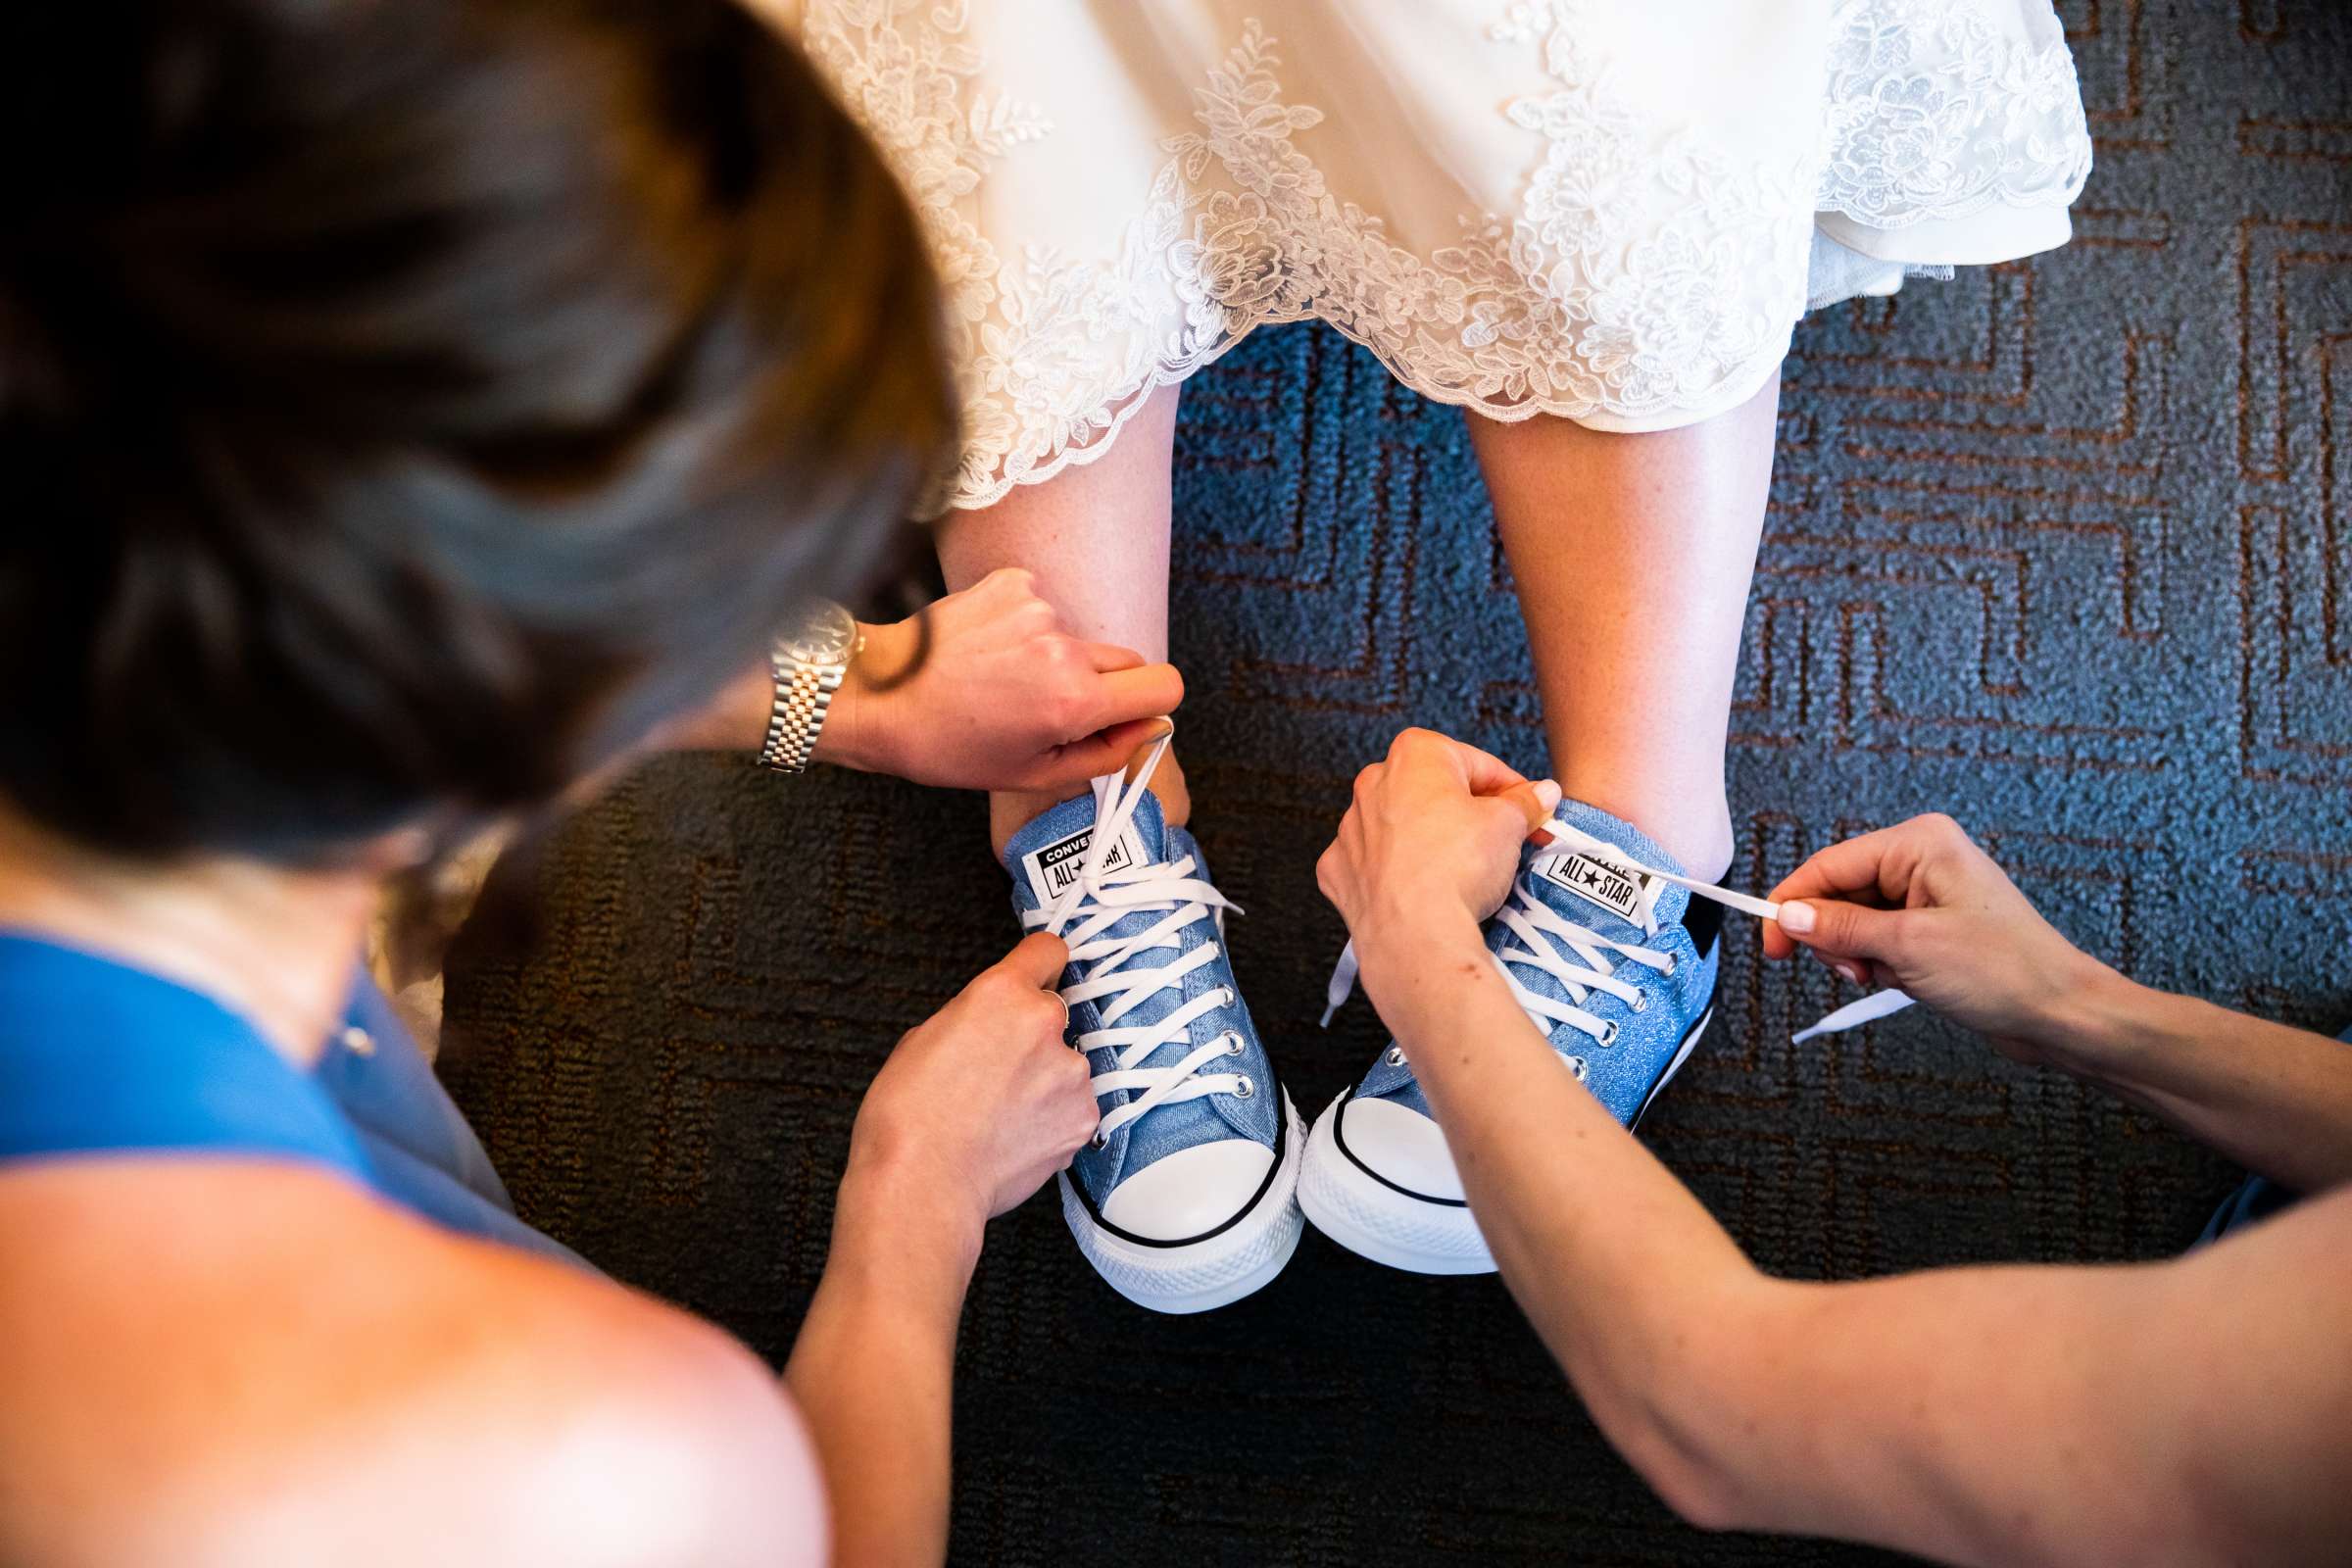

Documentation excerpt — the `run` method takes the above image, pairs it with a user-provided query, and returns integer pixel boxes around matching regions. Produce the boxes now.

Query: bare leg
[1472,372,1781,882]
[936,384,1189,857]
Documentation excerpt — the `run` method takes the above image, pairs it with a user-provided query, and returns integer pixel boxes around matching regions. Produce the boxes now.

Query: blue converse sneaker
[1299,799,1728,1275]
[1006,732,1303,1313]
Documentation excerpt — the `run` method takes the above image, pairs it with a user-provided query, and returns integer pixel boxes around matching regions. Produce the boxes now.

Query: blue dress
[0,931,581,1267]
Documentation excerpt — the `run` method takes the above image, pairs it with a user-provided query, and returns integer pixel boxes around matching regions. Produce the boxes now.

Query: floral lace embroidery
[1434,1,1812,417]
[798,0,1178,508]
[798,1,2082,513]
[1820,0,2092,225]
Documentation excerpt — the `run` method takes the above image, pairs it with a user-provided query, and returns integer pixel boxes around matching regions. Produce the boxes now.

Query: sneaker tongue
[1003,788,1170,909]
[1001,786,1223,1163]
[1519,798,1690,944]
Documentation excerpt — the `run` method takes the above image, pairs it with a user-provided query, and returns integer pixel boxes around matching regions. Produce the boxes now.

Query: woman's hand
[795,934,1096,1568]
[1316,728,1559,954]
[1764,813,2117,1062]
[664,568,1182,792]
[846,933,1098,1239]
[831,567,1183,791]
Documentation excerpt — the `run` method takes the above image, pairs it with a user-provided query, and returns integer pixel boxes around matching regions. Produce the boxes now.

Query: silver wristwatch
[758,601,863,774]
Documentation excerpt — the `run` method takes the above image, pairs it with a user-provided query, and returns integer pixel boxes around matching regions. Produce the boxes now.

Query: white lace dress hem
[770,0,2092,514]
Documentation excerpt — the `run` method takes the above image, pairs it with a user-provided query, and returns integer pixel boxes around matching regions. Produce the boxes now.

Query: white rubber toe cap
[1100,1138,1276,1242]
[1337,1096,1465,1202]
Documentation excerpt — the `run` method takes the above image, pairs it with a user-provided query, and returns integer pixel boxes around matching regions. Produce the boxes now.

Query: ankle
[988,744,1191,861]
[990,790,1072,861]
[1672,817,1735,886]
[1562,780,1733,883]
[1143,744,1191,832]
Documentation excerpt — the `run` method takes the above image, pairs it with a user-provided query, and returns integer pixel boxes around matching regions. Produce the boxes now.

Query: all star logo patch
[1021,823,1145,904]
[1533,851,1646,922]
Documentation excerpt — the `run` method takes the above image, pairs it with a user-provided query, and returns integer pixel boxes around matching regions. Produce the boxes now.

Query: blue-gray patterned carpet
[441,6,2352,1561]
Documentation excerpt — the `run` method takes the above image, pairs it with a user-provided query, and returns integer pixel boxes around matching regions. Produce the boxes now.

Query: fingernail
[1838,960,1867,985]
[1534,779,1562,815]
[1778,901,1815,935]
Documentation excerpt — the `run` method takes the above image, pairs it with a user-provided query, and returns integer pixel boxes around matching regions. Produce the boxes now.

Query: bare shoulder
[0,1157,826,1568]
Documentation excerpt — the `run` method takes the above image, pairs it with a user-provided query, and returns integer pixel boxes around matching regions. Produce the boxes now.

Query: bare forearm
[782,1165,977,1567]
[1356,918,1774,1520]
[2042,974,2352,1192]
[1360,923,2336,1564]
[1698,1203,2352,1568]
[1322,766,2352,1566]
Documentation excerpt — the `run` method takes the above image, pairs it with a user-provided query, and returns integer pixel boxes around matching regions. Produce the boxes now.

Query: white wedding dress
[755,0,2091,513]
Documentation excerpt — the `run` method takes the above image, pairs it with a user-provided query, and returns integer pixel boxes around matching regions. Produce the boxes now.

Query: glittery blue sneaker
[1006,732,1302,1313]
[1299,799,1726,1275]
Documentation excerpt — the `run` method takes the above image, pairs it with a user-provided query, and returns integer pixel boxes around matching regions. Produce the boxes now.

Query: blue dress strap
[0,933,372,1180]
[0,932,584,1268]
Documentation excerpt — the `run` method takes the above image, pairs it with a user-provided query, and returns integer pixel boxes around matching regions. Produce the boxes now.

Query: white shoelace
[1319,817,1915,1054]
[1021,729,1250,1146]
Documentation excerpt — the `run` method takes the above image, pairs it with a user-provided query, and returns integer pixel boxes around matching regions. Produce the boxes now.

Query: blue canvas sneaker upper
[1004,786,1280,1209]
[1348,797,1725,1128]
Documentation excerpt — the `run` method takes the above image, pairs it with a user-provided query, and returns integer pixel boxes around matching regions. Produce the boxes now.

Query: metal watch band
[757,654,848,775]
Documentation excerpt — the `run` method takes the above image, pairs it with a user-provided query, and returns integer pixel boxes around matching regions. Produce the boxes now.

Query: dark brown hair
[0,0,952,860]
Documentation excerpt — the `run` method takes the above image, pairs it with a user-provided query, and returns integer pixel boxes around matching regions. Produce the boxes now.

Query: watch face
[778,601,858,666]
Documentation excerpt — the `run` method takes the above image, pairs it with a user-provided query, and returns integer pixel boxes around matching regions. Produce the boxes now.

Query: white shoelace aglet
[1320,940,1360,1028]
[1791,987,1917,1045]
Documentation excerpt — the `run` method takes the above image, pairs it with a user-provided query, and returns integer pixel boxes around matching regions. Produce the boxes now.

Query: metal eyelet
[1219,987,1237,1006]
[1386,1046,1407,1067]
[1090,1130,1108,1151]
[1224,1033,1245,1056]
[1567,1055,1589,1082]
[1661,956,1678,978]
[1231,1075,1255,1101]
[1598,1020,1619,1047]
[1631,990,1650,1014]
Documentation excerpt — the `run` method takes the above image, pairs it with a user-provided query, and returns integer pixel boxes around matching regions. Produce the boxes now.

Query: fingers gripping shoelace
[1021,730,1248,1145]
[1319,837,1680,1069]
[1318,817,1915,1052]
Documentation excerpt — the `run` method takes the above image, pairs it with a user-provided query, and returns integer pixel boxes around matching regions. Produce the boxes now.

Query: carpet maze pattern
[442,6,2352,1561]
